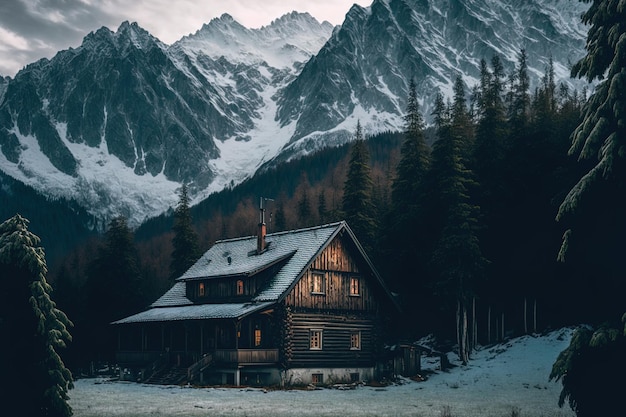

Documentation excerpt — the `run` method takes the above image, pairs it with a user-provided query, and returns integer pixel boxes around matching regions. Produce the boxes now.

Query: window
[236,279,244,295]
[349,277,360,296]
[350,331,361,350]
[310,329,323,350]
[311,272,325,294]
[198,282,205,297]
[311,373,324,385]
[254,329,262,347]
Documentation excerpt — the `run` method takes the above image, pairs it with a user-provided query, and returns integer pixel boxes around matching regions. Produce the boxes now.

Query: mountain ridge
[0,0,590,231]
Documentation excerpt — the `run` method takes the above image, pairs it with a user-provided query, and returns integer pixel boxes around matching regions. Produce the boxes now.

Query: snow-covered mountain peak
[114,21,159,50]
[175,12,333,69]
[0,0,590,231]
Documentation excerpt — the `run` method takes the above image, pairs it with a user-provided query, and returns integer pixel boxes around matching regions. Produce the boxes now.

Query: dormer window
[198,282,205,297]
[236,279,244,295]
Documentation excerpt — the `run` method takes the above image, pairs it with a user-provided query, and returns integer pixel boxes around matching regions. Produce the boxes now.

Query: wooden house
[113,215,400,387]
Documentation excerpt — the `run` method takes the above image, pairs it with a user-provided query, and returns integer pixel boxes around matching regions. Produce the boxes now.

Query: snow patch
[68,328,576,417]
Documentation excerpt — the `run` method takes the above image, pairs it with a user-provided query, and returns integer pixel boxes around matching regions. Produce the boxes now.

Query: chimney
[257,221,266,254]
[257,197,267,253]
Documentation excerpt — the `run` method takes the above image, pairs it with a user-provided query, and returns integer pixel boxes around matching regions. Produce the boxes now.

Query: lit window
[349,277,360,296]
[237,280,244,295]
[198,282,205,297]
[350,331,361,350]
[310,329,323,350]
[311,373,323,385]
[311,272,325,294]
[254,329,262,347]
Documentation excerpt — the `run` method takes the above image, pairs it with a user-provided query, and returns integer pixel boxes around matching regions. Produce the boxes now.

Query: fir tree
[342,121,375,252]
[297,187,312,227]
[474,55,508,185]
[170,184,200,280]
[317,190,328,224]
[429,79,485,363]
[0,214,74,417]
[388,78,431,298]
[556,0,626,253]
[551,2,626,414]
[508,49,531,140]
[274,200,287,232]
[391,78,430,215]
[85,216,144,361]
[550,321,626,417]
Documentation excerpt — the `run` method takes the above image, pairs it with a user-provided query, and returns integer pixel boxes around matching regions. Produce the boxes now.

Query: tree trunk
[487,306,491,344]
[524,297,528,334]
[456,299,461,360]
[533,299,537,333]
[462,304,469,364]
[472,297,477,350]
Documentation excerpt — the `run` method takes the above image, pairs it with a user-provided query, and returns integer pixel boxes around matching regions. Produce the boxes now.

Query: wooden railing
[187,353,213,382]
[213,349,279,364]
[118,349,279,368]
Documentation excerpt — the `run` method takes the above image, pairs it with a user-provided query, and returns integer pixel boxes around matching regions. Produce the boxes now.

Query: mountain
[0,14,333,229]
[274,0,589,162]
[0,0,589,233]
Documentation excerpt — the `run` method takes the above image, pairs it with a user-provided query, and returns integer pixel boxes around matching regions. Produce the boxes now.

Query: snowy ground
[69,328,576,417]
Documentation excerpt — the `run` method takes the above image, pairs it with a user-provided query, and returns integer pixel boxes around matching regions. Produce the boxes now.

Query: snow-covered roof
[112,301,274,324]
[177,221,347,303]
[114,221,397,325]
[150,282,192,307]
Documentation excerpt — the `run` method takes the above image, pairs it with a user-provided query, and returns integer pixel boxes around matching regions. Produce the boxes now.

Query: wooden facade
[113,221,399,386]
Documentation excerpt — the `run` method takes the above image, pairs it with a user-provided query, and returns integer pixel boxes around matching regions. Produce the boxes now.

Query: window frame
[254,328,262,347]
[349,276,361,296]
[350,331,361,350]
[309,329,323,350]
[198,282,205,297]
[236,279,244,295]
[311,373,324,385]
[311,272,326,295]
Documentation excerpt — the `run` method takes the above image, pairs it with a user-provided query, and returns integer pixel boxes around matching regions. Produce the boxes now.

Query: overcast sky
[0,0,369,78]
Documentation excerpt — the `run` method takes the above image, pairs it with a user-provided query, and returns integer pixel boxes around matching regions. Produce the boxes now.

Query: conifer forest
[42,46,623,374]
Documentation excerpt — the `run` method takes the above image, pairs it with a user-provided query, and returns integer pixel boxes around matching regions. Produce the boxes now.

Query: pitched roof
[114,221,398,325]
[112,301,274,324]
[177,221,345,303]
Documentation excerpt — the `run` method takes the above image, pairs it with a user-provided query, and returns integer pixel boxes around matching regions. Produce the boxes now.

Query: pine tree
[296,187,312,227]
[85,216,144,361]
[391,78,430,217]
[551,2,626,414]
[274,200,287,232]
[556,0,626,250]
[508,49,531,140]
[474,55,508,185]
[388,78,431,298]
[170,184,200,280]
[342,121,376,252]
[550,321,626,417]
[429,79,485,363]
[317,190,328,224]
[0,214,74,417]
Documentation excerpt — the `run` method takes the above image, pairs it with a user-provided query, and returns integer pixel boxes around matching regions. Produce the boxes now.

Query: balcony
[213,349,279,365]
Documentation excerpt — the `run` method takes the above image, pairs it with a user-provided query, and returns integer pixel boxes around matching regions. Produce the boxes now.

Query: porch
[115,348,279,367]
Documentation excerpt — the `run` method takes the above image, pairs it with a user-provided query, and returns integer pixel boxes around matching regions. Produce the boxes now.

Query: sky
[0,0,370,78]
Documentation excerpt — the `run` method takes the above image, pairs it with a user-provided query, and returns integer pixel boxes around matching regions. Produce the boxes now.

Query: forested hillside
[49,49,625,370]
